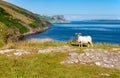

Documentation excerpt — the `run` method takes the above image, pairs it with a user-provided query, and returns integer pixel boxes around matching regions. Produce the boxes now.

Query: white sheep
[76,33,93,47]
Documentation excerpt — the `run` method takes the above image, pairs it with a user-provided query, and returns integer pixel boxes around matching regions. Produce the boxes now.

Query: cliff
[38,14,67,23]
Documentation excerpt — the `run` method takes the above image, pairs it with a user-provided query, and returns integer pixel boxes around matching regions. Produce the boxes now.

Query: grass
[0,53,120,78]
[1,39,66,50]
[0,22,7,47]
[29,21,41,28]
[0,5,32,24]
[0,39,120,78]
[0,6,29,34]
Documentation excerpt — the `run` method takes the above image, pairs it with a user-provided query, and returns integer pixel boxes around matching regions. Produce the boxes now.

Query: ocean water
[26,21,120,44]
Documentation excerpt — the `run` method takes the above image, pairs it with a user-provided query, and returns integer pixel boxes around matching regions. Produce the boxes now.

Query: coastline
[24,27,49,36]
[17,26,50,41]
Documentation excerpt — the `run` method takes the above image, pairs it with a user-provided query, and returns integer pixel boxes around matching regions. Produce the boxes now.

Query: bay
[26,21,120,44]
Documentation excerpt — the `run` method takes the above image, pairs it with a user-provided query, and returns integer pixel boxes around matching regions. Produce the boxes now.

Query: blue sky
[4,0,120,20]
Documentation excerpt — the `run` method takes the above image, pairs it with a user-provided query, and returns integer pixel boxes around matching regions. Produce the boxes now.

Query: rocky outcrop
[0,49,31,56]
[0,46,77,56]
[0,49,14,54]
[38,46,77,53]
[61,49,120,69]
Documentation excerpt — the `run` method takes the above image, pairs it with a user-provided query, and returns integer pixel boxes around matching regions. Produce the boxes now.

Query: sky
[4,0,120,20]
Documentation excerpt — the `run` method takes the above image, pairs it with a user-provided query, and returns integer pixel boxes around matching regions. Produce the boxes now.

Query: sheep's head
[75,33,81,36]
[75,33,81,38]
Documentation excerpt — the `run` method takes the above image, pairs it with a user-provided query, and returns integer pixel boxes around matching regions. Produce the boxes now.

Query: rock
[13,49,31,56]
[61,49,120,69]
[112,48,120,51]
[60,52,79,64]
[0,49,14,54]
[61,52,79,64]
[0,49,32,56]
[95,62,102,66]
[68,52,79,63]
[13,51,31,56]
[99,73,110,76]
[38,46,77,53]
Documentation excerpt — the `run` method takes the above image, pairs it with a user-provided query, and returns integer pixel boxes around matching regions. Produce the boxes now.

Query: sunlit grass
[0,52,120,78]
[0,39,120,78]
[0,5,32,24]
[1,38,66,52]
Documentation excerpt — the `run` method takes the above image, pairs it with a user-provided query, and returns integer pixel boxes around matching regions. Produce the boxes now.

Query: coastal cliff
[0,0,51,46]
[38,14,67,23]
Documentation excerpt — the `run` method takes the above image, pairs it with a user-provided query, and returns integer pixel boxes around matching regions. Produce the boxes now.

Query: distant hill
[38,15,67,23]
[70,20,120,24]
[0,0,51,47]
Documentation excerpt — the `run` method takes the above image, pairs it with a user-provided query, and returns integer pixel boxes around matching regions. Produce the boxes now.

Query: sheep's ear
[78,33,81,35]
[75,33,78,35]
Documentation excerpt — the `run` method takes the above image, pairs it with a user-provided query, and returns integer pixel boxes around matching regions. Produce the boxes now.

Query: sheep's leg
[88,42,93,47]
[90,42,93,47]
[88,43,90,47]
[91,43,93,47]
[80,42,82,47]
[79,43,80,47]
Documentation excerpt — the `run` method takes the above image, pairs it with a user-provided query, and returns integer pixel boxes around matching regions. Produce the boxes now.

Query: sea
[26,20,120,44]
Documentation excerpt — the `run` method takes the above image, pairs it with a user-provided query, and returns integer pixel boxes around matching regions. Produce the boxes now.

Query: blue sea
[26,21,120,44]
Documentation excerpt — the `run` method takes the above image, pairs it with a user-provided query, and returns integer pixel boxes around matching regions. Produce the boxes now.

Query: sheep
[75,33,93,47]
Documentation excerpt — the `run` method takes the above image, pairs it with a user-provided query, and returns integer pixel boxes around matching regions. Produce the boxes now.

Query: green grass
[0,22,7,47]
[0,52,120,78]
[0,40,120,78]
[29,20,41,28]
[0,7,29,34]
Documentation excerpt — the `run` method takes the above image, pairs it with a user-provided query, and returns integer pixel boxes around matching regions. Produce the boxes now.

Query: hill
[38,14,67,23]
[0,0,51,47]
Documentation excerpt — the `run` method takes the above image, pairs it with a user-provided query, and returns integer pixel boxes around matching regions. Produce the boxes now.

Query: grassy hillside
[0,0,50,46]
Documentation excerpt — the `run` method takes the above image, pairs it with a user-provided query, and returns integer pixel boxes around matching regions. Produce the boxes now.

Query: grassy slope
[0,40,120,78]
[0,0,50,46]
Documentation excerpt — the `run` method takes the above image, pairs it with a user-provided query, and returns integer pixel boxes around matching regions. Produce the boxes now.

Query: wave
[53,24,120,28]
[70,28,111,31]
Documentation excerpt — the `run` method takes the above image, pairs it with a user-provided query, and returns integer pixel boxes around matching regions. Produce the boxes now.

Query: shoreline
[17,27,50,41]
[24,27,49,36]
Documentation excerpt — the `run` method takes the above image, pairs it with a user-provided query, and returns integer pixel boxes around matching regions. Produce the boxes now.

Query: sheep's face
[75,33,81,39]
